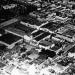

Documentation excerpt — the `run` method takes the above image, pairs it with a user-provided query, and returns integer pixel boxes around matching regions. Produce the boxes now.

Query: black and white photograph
[0,0,75,75]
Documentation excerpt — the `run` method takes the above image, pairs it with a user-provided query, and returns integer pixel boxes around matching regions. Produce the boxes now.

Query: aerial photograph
[0,0,75,75]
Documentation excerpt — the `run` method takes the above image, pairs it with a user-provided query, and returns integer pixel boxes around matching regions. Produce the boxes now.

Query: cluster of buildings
[0,0,75,75]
